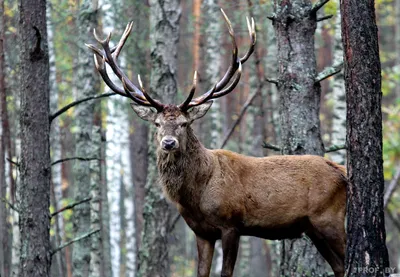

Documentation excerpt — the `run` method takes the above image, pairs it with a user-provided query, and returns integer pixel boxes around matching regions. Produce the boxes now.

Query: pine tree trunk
[341,0,390,275]
[136,1,181,276]
[72,0,100,276]
[273,0,328,276]
[18,0,51,276]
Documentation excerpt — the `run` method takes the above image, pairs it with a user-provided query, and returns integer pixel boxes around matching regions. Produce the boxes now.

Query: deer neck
[157,127,213,206]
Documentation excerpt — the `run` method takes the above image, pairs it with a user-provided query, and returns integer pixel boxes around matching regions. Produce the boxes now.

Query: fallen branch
[311,0,330,14]
[1,198,20,213]
[325,144,346,153]
[51,157,100,167]
[384,166,400,209]
[315,62,343,83]
[51,197,92,218]
[262,142,281,152]
[50,92,116,123]
[51,229,100,256]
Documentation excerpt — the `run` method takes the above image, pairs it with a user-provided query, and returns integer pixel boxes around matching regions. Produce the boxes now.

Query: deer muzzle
[161,136,179,151]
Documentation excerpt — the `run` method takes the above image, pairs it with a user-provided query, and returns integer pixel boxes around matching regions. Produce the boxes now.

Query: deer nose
[162,138,177,150]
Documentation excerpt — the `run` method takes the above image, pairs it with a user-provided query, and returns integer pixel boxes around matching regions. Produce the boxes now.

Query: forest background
[0,0,400,276]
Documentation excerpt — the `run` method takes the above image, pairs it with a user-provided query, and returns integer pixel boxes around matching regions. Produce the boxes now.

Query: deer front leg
[221,229,240,277]
[196,236,215,277]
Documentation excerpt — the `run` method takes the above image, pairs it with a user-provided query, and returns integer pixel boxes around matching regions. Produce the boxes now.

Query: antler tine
[240,17,256,63]
[91,27,148,101]
[215,9,239,92]
[92,53,152,106]
[137,75,164,111]
[121,78,153,106]
[211,61,242,99]
[178,71,197,110]
[113,22,134,59]
[180,10,255,110]
[187,82,218,108]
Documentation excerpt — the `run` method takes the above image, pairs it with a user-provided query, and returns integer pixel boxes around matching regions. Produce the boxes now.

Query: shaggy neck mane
[157,127,213,206]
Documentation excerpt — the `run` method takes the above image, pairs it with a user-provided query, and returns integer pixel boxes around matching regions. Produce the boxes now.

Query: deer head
[85,9,255,153]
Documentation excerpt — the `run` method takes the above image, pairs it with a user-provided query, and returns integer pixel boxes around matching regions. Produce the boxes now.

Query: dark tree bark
[18,0,51,276]
[273,0,327,275]
[136,1,181,276]
[341,0,390,276]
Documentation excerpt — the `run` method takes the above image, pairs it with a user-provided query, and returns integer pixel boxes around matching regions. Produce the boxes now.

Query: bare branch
[220,89,260,149]
[262,142,281,152]
[267,15,276,21]
[315,62,343,83]
[325,144,346,153]
[51,157,100,167]
[168,214,181,233]
[266,78,279,85]
[317,15,334,22]
[6,158,19,167]
[51,229,100,256]
[49,92,116,123]
[51,197,92,218]
[1,198,20,213]
[384,166,400,209]
[311,0,331,14]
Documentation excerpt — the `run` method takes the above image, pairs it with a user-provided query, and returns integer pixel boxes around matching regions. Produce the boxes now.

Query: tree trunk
[329,0,346,165]
[18,0,51,276]
[89,123,102,277]
[396,0,400,98]
[341,0,390,275]
[100,131,113,277]
[47,2,66,276]
[0,0,10,275]
[273,0,328,276]
[136,1,181,276]
[72,0,99,276]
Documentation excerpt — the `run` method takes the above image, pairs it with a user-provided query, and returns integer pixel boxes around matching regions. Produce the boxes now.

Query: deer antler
[86,22,165,111]
[179,9,256,111]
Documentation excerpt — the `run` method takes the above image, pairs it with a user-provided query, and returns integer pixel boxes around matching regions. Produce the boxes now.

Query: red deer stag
[86,10,346,277]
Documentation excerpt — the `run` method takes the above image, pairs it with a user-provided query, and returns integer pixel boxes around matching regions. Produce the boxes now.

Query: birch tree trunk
[89,123,102,277]
[18,0,51,276]
[329,0,346,165]
[341,0,390,275]
[396,0,400,98]
[47,3,65,276]
[273,0,328,275]
[0,0,10,275]
[136,1,181,276]
[72,0,100,276]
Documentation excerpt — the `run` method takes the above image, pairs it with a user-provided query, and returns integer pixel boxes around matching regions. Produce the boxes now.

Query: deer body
[157,125,346,277]
[87,11,346,277]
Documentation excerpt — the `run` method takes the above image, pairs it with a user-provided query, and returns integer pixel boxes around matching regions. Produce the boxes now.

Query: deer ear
[188,101,213,122]
[130,103,157,122]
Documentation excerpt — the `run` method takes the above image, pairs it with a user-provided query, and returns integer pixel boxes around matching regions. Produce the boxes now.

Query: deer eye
[181,123,188,128]
[155,123,161,128]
